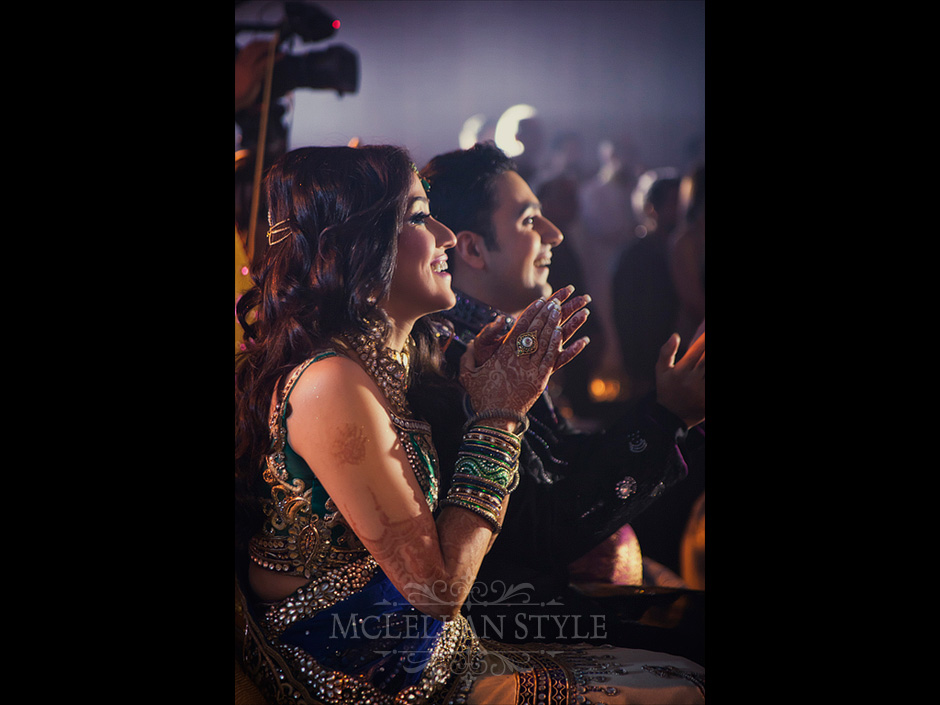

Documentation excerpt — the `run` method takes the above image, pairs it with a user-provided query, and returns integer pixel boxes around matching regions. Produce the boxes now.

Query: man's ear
[454,230,488,270]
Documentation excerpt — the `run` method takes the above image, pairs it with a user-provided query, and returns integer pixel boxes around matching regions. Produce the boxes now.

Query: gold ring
[515,330,539,356]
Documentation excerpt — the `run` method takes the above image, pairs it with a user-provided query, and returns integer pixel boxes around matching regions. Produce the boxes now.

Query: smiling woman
[235,144,568,702]
[384,183,457,336]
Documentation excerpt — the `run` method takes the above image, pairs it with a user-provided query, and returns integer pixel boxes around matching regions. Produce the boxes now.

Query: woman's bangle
[442,473,510,532]
[443,421,523,531]
[463,409,529,436]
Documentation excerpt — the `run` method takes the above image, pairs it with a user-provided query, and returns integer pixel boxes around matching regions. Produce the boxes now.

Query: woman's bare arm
[285,355,498,620]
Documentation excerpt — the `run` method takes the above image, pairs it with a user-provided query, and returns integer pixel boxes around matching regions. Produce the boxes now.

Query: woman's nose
[432,217,457,249]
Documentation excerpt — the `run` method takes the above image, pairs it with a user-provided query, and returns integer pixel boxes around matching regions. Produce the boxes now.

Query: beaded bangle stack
[441,424,522,532]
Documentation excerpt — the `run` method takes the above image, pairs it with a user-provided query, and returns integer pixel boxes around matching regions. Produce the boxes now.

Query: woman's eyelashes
[407,210,430,225]
[408,211,432,226]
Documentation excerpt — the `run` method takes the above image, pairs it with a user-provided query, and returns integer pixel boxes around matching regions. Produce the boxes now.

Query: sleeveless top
[245,351,481,704]
[249,350,440,580]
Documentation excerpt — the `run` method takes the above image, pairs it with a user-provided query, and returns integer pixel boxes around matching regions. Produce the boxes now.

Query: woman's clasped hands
[458,285,591,418]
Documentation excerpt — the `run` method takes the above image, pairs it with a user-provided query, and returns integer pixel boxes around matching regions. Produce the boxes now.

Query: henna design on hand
[459,292,571,417]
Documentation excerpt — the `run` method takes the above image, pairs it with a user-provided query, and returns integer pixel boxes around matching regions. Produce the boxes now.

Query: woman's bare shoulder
[285,352,390,437]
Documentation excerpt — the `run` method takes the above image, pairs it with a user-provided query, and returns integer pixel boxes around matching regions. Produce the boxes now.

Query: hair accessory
[267,218,293,246]
[515,330,539,357]
[411,162,431,193]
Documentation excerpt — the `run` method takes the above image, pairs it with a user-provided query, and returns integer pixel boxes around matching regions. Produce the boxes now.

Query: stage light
[495,104,538,157]
[332,19,341,29]
[459,114,487,149]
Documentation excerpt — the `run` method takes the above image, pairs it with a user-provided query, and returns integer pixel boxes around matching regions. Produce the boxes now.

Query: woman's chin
[436,289,457,312]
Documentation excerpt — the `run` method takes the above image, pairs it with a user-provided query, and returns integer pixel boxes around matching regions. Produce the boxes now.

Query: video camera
[235,1,359,100]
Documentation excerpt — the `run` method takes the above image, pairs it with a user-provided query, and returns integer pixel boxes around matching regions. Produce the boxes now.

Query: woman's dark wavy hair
[234,145,453,548]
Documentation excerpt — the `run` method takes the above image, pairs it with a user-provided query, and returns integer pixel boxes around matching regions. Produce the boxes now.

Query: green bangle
[455,454,516,488]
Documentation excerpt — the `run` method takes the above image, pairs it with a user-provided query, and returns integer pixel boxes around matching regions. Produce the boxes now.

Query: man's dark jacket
[426,292,694,608]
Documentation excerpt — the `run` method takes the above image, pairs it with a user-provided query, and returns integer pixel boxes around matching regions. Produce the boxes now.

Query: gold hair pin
[267,218,293,246]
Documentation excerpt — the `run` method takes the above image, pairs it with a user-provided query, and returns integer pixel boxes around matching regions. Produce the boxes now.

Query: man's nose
[538,215,564,246]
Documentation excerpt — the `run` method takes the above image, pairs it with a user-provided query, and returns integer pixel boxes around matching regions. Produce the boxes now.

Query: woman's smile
[431,255,450,276]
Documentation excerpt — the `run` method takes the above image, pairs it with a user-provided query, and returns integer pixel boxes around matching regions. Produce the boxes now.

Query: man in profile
[420,143,705,653]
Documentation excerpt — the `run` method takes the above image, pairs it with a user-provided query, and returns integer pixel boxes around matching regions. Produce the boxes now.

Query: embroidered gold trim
[258,554,380,640]
[250,353,373,578]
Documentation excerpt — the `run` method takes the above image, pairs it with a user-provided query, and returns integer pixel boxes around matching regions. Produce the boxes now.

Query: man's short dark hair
[421,142,517,254]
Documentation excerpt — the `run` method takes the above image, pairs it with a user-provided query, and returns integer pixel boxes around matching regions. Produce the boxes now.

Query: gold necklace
[337,327,412,415]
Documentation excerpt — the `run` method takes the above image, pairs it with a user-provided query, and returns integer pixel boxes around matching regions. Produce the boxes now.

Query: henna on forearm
[435,505,503,611]
[341,486,499,620]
